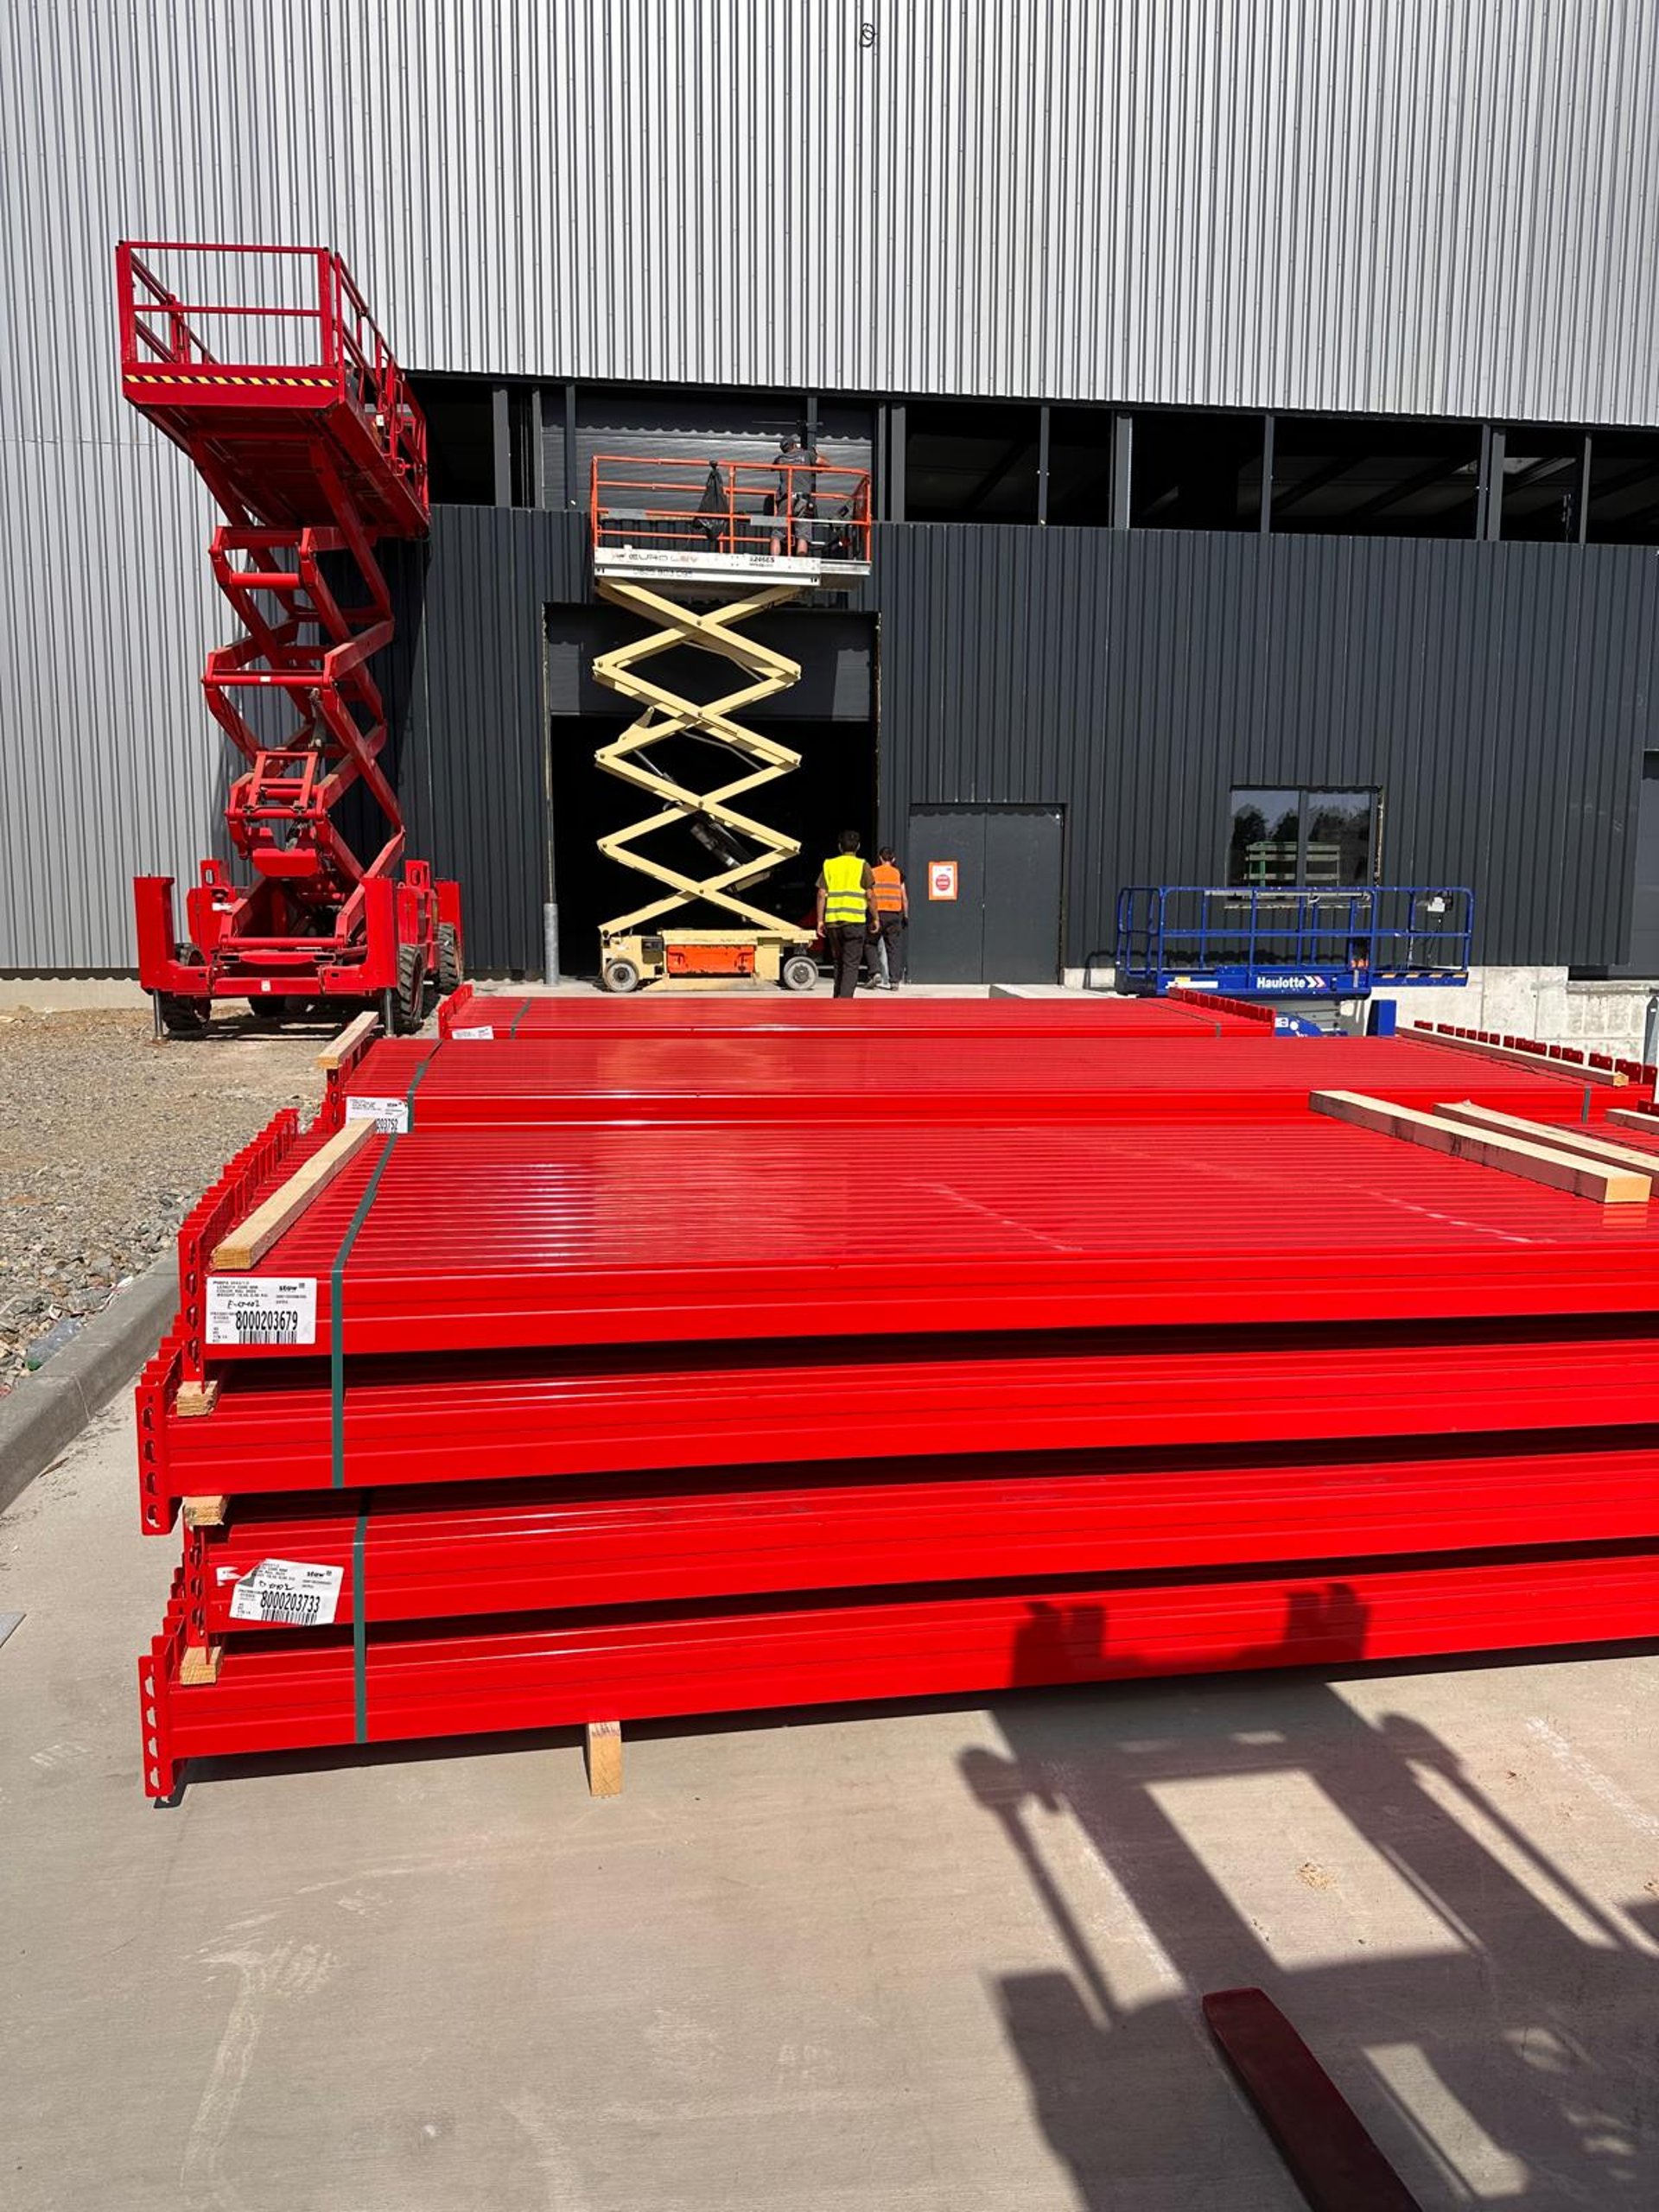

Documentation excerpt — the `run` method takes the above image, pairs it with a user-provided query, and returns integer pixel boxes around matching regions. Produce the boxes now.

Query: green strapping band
[353,1495,371,1743]
[329,1136,397,1491]
[329,1048,437,1491]
[328,1045,438,1744]
[509,998,530,1036]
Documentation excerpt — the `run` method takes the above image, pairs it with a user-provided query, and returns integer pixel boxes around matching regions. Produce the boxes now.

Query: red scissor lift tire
[118,242,461,1025]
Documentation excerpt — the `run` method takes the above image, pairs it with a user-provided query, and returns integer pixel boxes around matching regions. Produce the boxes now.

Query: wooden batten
[1309,1090,1651,1205]
[316,1010,380,1072]
[212,1118,379,1271]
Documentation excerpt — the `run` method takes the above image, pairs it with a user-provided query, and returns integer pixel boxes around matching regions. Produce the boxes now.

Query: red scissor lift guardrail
[118,242,461,1032]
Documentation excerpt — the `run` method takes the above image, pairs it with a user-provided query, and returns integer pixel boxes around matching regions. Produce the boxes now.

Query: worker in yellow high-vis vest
[816,830,875,998]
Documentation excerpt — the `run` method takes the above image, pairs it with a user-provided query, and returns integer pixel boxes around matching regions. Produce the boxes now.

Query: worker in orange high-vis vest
[816,830,875,998]
[869,848,909,988]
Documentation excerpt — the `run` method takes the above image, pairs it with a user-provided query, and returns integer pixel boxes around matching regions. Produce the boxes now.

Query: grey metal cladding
[871,526,1657,970]
[15,2,1659,426]
[392,511,589,974]
[401,515,1659,976]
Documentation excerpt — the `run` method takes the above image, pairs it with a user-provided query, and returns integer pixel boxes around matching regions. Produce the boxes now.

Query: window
[1498,429,1586,543]
[1586,432,1659,545]
[1046,408,1120,524]
[903,402,1040,522]
[1271,419,1481,538]
[1228,788,1379,886]
[408,377,496,505]
[1129,410,1263,531]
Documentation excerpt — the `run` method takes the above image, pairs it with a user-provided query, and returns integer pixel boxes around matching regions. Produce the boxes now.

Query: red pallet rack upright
[117,242,462,1033]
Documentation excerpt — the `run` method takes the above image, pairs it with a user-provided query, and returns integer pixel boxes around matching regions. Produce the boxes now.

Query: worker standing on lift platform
[817,831,875,998]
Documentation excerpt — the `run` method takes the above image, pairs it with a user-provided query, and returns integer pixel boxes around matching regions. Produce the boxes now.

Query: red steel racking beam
[189,1440,1659,1632]
[141,1548,1659,1797]
[436,984,1272,1039]
[183,1114,1659,1366]
[135,1000,1659,1799]
[339,1029,1628,1129]
[139,1319,1659,1530]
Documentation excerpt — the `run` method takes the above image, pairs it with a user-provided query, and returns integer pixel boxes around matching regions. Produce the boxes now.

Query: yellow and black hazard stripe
[125,371,334,388]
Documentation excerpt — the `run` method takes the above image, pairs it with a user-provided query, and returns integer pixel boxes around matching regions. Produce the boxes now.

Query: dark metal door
[906,806,1063,983]
[986,807,1065,980]
[1624,753,1659,976]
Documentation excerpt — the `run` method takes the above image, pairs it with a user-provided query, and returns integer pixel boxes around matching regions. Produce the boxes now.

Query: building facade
[6,2,1659,984]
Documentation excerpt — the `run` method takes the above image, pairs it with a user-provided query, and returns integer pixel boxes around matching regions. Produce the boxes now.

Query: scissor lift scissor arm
[117,241,461,1033]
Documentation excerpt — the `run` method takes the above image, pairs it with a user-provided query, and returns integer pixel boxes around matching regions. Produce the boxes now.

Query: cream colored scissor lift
[588,452,873,992]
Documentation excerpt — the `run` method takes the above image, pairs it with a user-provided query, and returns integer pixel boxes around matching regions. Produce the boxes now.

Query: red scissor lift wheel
[118,242,462,1033]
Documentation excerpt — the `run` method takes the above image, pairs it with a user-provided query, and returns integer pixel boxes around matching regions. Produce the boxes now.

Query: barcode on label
[228,1556,344,1628]
[233,1311,300,1343]
[206,1276,318,1347]
[249,1589,323,1626]
[452,1025,494,1040]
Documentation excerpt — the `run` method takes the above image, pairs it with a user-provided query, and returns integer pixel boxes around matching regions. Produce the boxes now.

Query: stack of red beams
[436,981,1276,1039]
[137,1002,1659,1798]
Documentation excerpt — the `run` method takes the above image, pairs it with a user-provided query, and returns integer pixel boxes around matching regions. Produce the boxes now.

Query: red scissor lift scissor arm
[117,241,462,1033]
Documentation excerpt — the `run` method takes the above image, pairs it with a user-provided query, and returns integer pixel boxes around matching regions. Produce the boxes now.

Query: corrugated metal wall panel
[392,510,589,975]
[872,527,1659,969]
[0,429,226,970]
[13,2,1659,428]
[391,514,1659,977]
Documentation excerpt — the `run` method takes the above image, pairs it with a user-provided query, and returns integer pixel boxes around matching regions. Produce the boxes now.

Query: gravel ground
[0,1008,324,1389]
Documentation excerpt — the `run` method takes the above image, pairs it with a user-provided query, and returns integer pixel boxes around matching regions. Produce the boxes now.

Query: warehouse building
[7,4,1659,1021]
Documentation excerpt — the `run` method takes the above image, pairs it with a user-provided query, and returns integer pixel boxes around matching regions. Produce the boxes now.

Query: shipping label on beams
[346,1095,410,1134]
[927,861,959,902]
[205,1277,318,1346]
[227,1558,344,1629]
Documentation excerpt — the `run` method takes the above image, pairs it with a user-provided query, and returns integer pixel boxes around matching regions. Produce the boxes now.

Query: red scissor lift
[117,242,461,1033]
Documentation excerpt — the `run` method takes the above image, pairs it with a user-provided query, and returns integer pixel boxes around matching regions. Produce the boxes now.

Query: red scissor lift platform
[134,1001,1659,1798]
[118,242,461,1033]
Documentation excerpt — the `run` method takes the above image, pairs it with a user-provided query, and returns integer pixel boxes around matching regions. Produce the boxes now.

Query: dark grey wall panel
[874,528,1659,968]
[388,508,588,974]
[545,604,874,720]
[390,512,1659,976]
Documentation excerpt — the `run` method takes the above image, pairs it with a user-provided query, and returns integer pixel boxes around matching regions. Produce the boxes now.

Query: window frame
[1225,785,1382,887]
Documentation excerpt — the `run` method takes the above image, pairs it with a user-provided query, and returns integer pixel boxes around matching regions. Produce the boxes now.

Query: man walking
[869,847,908,988]
[817,830,874,998]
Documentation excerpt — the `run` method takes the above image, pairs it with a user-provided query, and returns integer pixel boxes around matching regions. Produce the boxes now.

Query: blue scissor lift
[1113,886,1473,1031]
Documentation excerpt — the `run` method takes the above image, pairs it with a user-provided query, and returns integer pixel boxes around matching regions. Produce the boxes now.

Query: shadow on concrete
[964,1597,1659,2209]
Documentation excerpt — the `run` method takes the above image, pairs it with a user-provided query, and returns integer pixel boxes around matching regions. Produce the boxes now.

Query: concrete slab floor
[4,1404,1659,2212]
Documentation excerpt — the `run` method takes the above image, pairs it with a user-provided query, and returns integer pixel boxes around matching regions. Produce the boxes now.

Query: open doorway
[547,602,878,977]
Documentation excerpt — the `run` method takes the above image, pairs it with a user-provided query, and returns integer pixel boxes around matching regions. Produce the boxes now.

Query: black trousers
[825,924,865,997]
[873,915,906,984]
